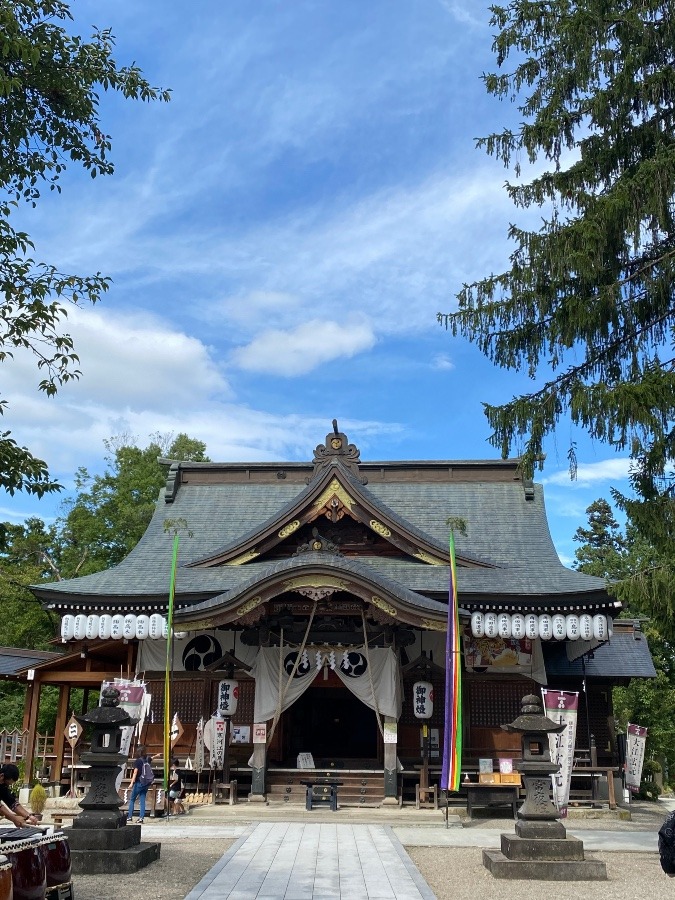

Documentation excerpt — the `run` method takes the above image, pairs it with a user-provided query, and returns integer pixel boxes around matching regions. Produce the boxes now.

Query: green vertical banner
[441,529,462,791]
[164,532,179,792]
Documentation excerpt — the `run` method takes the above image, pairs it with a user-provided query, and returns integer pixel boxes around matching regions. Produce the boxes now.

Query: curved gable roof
[186,460,495,570]
[175,551,450,631]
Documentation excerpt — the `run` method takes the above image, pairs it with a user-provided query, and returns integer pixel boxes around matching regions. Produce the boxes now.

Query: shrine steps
[266,769,385,807]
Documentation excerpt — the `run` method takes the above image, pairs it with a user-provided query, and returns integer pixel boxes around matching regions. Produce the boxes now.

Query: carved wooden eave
[186,460,494,571]
[174,555,449,633]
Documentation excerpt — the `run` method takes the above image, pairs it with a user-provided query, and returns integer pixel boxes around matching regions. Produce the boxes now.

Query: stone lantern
[482,694,606,881]
[66,686,161,874]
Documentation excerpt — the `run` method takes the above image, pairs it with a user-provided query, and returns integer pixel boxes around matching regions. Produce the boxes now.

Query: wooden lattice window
[467,679,530,727]
[147,678,205,724]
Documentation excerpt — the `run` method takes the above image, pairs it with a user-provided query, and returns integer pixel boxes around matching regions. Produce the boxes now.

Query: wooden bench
[212,780,238,805]
[50,811,78,828]
[466,783,519,819]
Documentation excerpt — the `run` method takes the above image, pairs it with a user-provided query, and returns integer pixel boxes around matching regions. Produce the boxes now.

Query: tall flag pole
[164,532,179,793]
[441,529,463,792]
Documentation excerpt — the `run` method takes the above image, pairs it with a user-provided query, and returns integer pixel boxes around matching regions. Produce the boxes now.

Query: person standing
[0,764,40,827]
[168,759,185,815]
[126,746,154,824]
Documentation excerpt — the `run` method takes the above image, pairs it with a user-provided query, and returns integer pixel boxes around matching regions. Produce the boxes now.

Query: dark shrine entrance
[284,684,378,764]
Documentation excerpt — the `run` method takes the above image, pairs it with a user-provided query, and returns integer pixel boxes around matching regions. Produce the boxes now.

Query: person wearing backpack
[126,746,154,825]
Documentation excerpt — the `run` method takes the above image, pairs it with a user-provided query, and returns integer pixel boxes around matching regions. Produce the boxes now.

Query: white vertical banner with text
[626,723,648,793]
[542,689,579,818]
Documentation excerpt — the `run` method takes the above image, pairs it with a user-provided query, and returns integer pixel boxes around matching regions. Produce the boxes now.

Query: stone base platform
[66,824,161,874]
[483,849,607,880]
[71,841,161,874]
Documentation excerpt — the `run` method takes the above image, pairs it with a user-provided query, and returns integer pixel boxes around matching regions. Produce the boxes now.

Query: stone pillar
[382,715,398,804]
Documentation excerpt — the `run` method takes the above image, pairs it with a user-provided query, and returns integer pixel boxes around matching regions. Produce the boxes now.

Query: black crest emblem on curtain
[340,651,367,677]
[284,651,311,678]
[182,635,222,670]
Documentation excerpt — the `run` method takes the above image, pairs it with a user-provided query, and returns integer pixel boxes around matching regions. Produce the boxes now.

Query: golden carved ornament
[414,549,446,566]
[236,595,264,617]
[311,479,356,515]
[369,520,391,537]
[278,520,301,538]
[225,549,260,566]
[283,575,350,592]
[370,595,397,617]
[420,619,447,632]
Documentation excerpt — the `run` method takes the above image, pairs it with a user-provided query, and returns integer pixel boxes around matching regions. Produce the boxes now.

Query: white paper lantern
[61,615,75,642]
[413,681,433,719]
[498,613,512,638]
[511,613,525,640]
[579,613,593,641]
[85,615,100,640]
[136,615,150,640]
[217,679,239,716]
[162,619,170,639]
[110,614,125,639]
[484,612,498,638]
[73,614,87,641]
[552,614,566,640]
[538,614,552,640]
[98,615,113,640]
[593,614,607,641]
[525,613,539,639]
[122,614,137,640]
[149,614,164,639]
[471,612,485,637]
[173,631,188,640]
[565,614,580,641]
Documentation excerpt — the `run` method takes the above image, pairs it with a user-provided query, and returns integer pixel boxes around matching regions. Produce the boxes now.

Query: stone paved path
[183,822,436,899]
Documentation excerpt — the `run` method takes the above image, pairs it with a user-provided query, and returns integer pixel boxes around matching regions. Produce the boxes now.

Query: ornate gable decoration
[308,419,367,484]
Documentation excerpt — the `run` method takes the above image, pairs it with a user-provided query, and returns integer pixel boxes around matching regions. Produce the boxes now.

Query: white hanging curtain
[252,646,401,722]
[334,647,401,719]
[252,648,316,722]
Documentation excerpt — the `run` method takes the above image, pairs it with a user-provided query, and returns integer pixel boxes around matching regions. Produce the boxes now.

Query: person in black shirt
[168,759,185,815]
[0,764,39,827]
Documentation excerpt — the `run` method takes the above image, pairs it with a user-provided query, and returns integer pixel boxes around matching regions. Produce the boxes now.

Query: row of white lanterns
[61,613,188,642]
[470,611,610,642]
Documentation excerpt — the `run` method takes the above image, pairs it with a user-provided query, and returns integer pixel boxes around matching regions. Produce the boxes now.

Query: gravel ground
[71,837,234,900]
[408,847,668,900]
[67,800,671,899]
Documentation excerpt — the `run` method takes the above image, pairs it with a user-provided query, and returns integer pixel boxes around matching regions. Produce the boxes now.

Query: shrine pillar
[249,736,267,802]
[382,714,398,804]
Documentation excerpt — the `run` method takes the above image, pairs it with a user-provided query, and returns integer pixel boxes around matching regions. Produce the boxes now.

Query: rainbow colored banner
[163,532,179,792]
[441,530,462,791]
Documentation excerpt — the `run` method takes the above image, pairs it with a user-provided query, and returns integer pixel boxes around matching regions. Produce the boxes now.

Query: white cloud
[543,458,633,487]
[231,319,376,376]
[431,354,455,371]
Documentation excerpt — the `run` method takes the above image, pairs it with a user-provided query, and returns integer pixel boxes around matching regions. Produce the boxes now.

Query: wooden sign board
[64,715,83,749]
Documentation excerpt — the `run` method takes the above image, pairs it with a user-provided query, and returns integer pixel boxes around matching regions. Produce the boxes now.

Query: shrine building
[19,423,655,805]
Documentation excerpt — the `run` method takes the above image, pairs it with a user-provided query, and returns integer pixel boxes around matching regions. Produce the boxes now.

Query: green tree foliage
[574,499,675,777]
[572,499,627,578]
[438,1,675,527]
[0,1,169,497]
[56,433,209,575]
[0,517,61,731]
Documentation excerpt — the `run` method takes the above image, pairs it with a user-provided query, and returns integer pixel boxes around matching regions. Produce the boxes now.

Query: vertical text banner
[626,723,648,793]
[542,689,579,818]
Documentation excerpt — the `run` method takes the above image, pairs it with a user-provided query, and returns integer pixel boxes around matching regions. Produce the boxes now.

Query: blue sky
[2,0,631,563]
